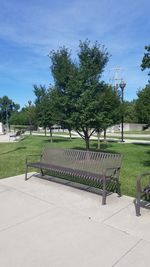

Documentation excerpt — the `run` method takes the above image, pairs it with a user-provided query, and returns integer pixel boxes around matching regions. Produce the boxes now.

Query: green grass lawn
[0,135,149,197]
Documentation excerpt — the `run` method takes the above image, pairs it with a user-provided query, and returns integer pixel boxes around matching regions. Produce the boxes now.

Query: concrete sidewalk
[1,132,150,144]
[0,173,150,267]
[0,133,19,142]
[0,134,11,142]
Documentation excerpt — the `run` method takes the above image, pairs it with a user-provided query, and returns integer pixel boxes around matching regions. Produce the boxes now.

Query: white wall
[0,122,4,134]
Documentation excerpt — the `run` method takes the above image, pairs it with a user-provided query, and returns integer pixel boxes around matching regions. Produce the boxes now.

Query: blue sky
[0,0,149,108]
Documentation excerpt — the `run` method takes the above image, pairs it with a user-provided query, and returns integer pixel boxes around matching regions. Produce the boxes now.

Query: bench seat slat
[27,162,113,182]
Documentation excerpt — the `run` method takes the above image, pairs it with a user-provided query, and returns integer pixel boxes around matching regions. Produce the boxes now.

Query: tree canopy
[49,40,120,149]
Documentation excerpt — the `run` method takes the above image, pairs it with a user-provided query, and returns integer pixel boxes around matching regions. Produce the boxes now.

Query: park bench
[9,130,22,140]
[9,129,26,141]
[25,147,123,205]
[135,171,150,216]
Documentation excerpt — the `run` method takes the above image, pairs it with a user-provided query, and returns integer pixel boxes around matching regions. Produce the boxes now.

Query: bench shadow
[31,173,114,197]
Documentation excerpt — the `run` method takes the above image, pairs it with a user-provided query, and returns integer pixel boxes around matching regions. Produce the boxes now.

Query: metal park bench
[9,130,22,140]
[135,172,150,216]
[9,129,26,141]
[25,147,123,205]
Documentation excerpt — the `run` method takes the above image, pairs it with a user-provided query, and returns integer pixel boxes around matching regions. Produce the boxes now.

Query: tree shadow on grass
[72,143,120,154]
[90,142,111,151]
[0,146,26,156]
[143,149,150,166]
[143,161,150,166]
[132,143,150,147]
[90,141,121,154]
[42,138,70,143]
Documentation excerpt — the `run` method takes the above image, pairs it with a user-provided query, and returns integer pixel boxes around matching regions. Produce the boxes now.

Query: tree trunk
[85,137,90,150]
[44,127,47,136]
[69,130,72,140]
[29,124,32,135]
[104,129,107,142]
[97,130,101,150]
[49,127,53,143]
[83,128,90,150]
[84,132,90,150]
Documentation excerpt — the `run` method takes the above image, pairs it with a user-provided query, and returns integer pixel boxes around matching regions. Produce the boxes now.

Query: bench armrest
[26,154,42,164]
[136,172,150,193]
[103,167,121,180]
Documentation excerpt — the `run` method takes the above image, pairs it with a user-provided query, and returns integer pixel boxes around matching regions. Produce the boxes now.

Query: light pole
[28,100,32,135]
[119,79,126,142]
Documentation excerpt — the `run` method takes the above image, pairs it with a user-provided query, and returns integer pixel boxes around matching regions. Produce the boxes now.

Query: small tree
[0,96,20,128]
[34,85,56,142]
[9,110,29,126]
[49,40,120,150]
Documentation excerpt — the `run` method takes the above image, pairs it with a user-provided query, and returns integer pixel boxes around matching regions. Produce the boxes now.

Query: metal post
[28,100,32,135]
[6,108,9,132]
[119,80,126,142]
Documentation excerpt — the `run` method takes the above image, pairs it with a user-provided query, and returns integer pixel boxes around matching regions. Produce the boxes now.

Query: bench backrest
[41,147,123,174]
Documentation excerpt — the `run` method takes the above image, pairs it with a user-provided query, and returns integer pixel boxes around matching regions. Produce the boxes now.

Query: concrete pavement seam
[0,208,53,234]
[0,182,57,207]
[102,202,132,223]
[111,239,142,267]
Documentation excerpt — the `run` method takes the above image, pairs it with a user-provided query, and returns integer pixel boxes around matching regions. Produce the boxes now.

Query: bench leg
[25,165,28,180]
[40,169,44,176]
[102,177,106,205]
[102,192,106,205]
[136,192,141,216]
[116,180,122,197]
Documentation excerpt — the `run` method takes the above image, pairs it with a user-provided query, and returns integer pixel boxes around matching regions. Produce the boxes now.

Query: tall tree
[141,45,150,80]
[123,100,137,123]
[49,40,120,149]
[135,85,150,125]
[135,45,150,126]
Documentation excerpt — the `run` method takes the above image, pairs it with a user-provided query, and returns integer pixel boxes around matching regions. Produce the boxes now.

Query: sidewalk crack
[112,239,142,266]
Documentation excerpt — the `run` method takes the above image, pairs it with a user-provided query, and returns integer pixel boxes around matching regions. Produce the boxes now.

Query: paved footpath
[1,132,150,144]
[0,173,150,267]
[0,133,17,142]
